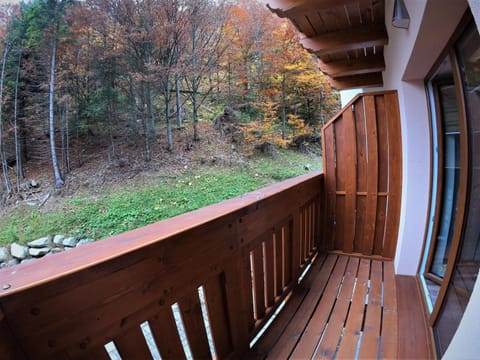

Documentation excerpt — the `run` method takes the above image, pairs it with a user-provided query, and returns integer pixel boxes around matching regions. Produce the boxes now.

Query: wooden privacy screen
[322,91,402,259]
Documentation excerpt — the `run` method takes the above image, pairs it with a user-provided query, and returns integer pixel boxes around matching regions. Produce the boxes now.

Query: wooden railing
[0,172,324,359]
[322,91,402,259]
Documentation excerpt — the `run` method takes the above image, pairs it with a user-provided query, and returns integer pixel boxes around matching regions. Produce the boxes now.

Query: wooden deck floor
[249,253,432,359]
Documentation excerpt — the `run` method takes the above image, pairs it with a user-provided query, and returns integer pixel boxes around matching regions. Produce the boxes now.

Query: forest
[0,0,340,206]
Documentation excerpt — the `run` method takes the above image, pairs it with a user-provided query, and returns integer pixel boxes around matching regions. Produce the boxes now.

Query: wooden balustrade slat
[323,124,336,251]
[383,93,402,259]
[283,222,293,287]
[343,106,357,254]
[75,346,111,360]
[148,308,186,360]
[353,97,368,254]
[114,325,152,360]
[178,291,211,359]
[252,246,266,321]
[374,196,387,255]
[274,228,283,297]
[365,95,379,255]
[264,234,275,308]
[203,274,232,359]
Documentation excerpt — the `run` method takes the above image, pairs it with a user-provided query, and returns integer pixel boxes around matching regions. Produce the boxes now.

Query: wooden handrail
[0,171,325,359]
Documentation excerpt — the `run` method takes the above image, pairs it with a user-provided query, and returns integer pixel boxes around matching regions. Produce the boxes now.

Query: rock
[63,237,78,247]
[304,164,311,171]
[29,247,51,257]
[254,142,276,157]
[51,248,64,254]
[28,236,52,248]
[53,234,65,245]
[0,247,9,262]
[76,239,94,247]
[10,243,28,260]
[1,259,19,268]
[30,179,39,188]
[21,258,34,265]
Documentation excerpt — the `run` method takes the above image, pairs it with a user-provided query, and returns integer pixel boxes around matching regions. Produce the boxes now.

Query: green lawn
[0,150,322,246]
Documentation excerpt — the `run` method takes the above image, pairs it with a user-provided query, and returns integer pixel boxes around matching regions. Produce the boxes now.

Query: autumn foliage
[0,0,339,202]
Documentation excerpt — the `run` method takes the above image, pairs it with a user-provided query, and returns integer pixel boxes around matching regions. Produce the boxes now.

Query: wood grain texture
[203,275,232,359]
[114,325,152,360]
[148,308,186,360]
[178,292,211,359]
[322,91,401,259]
[396,276,433,360]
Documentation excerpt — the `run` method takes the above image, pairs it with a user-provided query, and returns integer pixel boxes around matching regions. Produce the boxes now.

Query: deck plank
[248,255,431,360]
[396,275,433,359]
[359,260,383,359]
[335,258,370,359]
[314,257,359,359]
[264,254,337,359]
[380,261,398,359]
[289,255,349,358]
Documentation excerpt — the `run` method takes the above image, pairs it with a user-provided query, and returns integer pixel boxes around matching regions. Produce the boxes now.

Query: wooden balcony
[0,92,433,359]
[0,171,432,359]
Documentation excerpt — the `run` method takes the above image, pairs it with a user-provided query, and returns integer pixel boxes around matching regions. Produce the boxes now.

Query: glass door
[421,18,480,357]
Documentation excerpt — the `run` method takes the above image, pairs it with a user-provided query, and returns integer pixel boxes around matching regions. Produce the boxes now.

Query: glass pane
[429,81,461,279]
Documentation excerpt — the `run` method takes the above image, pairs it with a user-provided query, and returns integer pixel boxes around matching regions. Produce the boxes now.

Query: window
[421,18,480,357]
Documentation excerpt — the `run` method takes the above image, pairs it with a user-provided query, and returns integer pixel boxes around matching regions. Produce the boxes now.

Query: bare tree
[0,43,12,196]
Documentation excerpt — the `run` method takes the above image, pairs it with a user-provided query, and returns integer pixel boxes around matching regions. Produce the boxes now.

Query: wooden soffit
[267,0,387,90]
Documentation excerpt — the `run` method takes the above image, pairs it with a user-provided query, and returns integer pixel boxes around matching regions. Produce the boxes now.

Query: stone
[53,234,65,245]
[1,259,19,268]
[51,248,64,254]
[28,236,52,248]
[10,243,28,260]
[21,258,34,265]
[76,239,94,247]
[63,237,78,247]
[29,247,51,257]
[30,179,39,187]
[0,247,9,262]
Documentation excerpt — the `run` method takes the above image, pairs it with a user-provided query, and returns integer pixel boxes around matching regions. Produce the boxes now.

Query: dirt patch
[0,122,250,216]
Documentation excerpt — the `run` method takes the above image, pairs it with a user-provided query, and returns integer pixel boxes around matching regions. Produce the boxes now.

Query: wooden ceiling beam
[328,72,384,90]
[300,24,387,56]
[266,0,358,18]
[319,55,385,77]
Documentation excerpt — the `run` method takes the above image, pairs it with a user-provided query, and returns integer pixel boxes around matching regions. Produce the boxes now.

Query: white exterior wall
[381,1,480,357]
[382,0,468,275]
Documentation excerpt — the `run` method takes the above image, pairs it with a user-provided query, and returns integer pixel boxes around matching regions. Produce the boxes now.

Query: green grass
[0,150,322,246]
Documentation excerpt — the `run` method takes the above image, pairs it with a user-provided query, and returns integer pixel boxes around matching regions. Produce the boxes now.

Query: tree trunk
[175,73,182,129]
[65,99,70,173]
[141,82,151,162]
[166,80,173,152]
[281,72,287,140]
[49,39,64,188]
[14,50,24,191]
[0,43,12,196]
